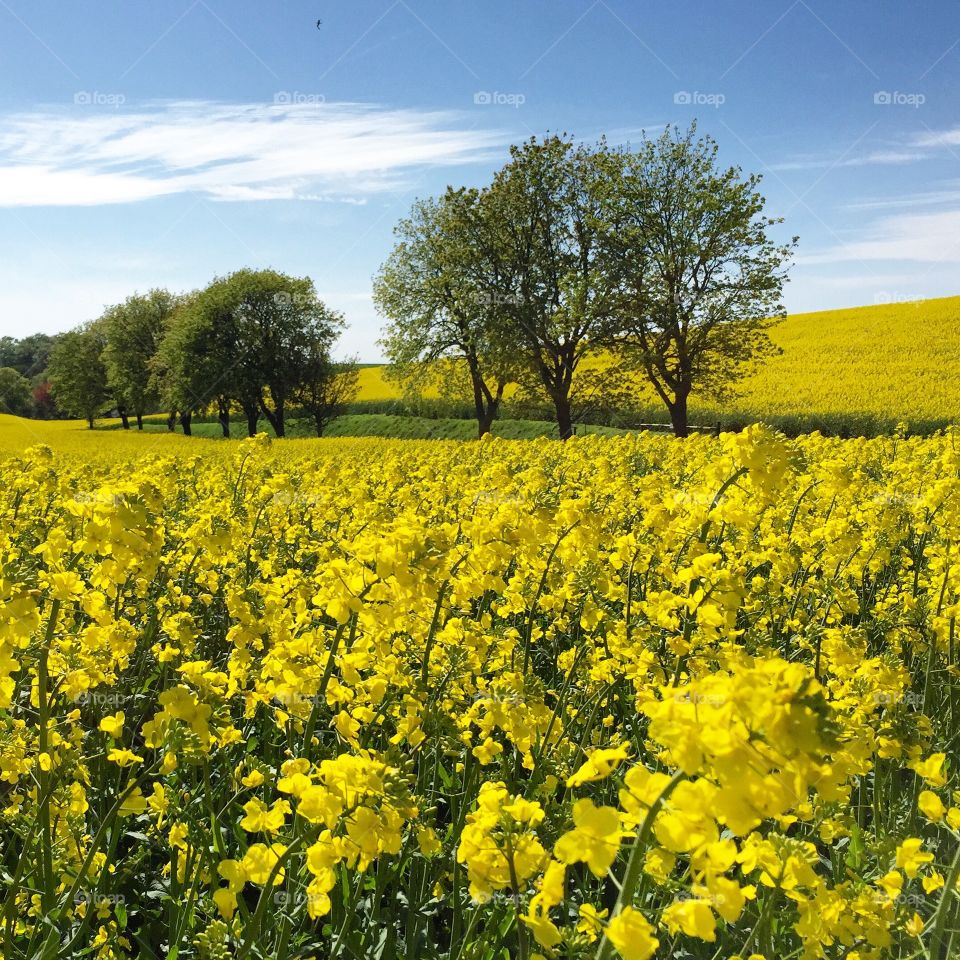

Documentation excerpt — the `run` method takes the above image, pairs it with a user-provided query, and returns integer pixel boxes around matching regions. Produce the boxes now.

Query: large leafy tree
[600,125,795,436]
[153,286,260,438]
[228,269,333,438]
[101,290,176,429]
[374,188,519,438]
[155,270,345,438]
[482,135,623,439]
[48,323,109,428]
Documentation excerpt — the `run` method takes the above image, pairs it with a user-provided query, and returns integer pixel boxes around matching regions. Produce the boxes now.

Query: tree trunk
[477,397,499,438]
[242,403,259,438]
[217,400,230,439]
[668,393,689,438]
[119,410,129,430]
[553,395,574,441]
[470,365,492,438]
[167,411,176,432]
[260,399,285,438]
[87,414,94,430]
[179,411,192,436]
[136,412,144,430]
[314,413,324,437]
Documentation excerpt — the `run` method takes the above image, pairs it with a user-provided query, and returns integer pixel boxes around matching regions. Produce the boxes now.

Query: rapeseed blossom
[1,418,959,958]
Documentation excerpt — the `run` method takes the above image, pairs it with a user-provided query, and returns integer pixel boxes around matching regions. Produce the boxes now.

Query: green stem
[928,832,960,960]
[37,598,61,914]
[596,770,686,960]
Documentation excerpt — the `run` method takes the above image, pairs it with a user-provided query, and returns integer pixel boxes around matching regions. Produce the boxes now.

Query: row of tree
[374,124,795,438]
[44,270,358,437]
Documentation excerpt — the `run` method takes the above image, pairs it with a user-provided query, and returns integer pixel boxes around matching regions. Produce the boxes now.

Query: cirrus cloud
[0,99,505,207]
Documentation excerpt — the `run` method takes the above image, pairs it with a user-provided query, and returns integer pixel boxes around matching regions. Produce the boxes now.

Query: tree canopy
[48,324,110,429]
[101,290,177,429]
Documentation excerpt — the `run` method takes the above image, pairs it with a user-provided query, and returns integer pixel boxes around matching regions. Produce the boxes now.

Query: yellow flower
[905,912,925,937]
[417,827,442,857]
[119,787,147,817]
[910,753,947,787]
[896,838,934,879]
[48,570,84,600]
[577,903,607,940]
[922,871,945,894]
[99,712,125,737]
[554,799,623,877]
[605,906,658,960]
[169,822,189,851]
[240,798,290,834]
[876,870,903,901]
[212,887,237,920]
[662,897,717,942]
[918,790,946,822]
[566,745,630,787]
[472,737,503,765]
[241,843,287,885]
[107,748,143,767]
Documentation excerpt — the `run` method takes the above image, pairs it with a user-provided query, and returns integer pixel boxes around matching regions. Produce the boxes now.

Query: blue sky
[0,0,958,359]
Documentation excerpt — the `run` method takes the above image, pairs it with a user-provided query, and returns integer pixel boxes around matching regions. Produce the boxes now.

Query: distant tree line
[374,124,796,438]
[2,270,359,437]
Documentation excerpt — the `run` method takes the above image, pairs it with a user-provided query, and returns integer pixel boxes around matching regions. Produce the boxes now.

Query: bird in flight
[316,19,322,29]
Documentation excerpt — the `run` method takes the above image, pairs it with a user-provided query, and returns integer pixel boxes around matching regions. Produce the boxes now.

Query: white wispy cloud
[0,99,505,207]
[771,123,960,174]
[912,128,960,148]
[770,149,927,172]
[800,207,960,264]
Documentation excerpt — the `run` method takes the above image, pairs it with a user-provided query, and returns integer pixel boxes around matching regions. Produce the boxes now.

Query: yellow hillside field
[361,296,960,423]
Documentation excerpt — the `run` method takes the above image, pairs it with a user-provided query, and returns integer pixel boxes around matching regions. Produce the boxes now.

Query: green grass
[128,413,630,441]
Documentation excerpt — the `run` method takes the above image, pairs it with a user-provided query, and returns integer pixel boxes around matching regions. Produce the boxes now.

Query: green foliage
[374,188,520,437]
[374,127,793,440]
[47,323,109,427]
[598,124,795,435]
[101,289,177,427]
[0,333,59,379]
[154,269,348,438]
[0,366,32,416]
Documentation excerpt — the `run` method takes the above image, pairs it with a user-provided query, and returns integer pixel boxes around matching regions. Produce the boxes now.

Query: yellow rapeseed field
[2,414,960,959]
[359,296,960,426]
